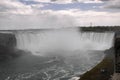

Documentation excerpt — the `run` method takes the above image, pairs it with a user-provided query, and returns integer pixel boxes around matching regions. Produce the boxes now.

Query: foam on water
[15,28,114,56]
[11,28,115,80]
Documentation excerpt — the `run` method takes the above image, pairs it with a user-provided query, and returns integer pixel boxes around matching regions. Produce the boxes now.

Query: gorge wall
[0,33,17,60]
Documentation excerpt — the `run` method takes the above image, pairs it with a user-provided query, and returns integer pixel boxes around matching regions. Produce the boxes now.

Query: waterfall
[15,28,114,55]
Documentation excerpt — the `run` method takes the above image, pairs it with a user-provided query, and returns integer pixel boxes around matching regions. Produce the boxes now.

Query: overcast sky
[0,0,120,30]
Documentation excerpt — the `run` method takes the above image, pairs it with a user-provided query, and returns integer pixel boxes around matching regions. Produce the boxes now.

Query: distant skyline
[0,0,120,29]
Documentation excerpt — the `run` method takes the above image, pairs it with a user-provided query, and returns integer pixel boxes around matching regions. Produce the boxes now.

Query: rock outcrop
[0,33,18,60]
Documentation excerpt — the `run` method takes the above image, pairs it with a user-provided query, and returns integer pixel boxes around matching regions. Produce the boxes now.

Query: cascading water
[15,28,114,55]
[2,28,114,80]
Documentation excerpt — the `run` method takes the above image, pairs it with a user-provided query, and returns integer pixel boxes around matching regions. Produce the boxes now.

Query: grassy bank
[79,56,114,80]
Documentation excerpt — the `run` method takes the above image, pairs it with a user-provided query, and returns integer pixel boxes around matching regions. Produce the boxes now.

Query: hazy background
[0,0,120,30]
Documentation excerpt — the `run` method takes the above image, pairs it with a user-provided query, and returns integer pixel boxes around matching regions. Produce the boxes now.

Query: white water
[6,28,115,80]
[15,28,114,56]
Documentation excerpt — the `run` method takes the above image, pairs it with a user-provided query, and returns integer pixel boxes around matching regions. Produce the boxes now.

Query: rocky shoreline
[79,48,114,80]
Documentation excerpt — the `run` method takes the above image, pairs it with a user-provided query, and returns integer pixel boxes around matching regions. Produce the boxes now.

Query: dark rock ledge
[0,33,23,61]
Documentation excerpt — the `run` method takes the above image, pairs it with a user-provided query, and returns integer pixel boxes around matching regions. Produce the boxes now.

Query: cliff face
[114,32,120,73]
[0,33,16,48]
[80,48,114,80]
[0,33,17,60]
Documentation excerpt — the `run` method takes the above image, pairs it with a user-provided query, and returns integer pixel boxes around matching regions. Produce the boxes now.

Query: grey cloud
[37,0,104,3]
[0,3,12,12]
[72,0,79,2]
[0,0,33,15]
[51,0,57,2]
[104,0,120,9]
[100,0,110,1]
